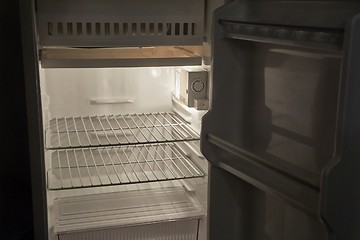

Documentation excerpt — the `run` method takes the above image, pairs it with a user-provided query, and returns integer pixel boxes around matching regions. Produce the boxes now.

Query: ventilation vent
[37,0,205,47]
[46,22,198,37]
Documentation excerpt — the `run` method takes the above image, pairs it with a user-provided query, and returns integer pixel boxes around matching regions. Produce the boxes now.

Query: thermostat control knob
[192,79,205,93]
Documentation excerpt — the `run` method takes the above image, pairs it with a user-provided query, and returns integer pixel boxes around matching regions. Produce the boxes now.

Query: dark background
[0,0,34,239]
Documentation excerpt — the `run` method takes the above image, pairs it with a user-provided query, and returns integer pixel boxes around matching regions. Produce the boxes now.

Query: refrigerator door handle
[90,97,135,104]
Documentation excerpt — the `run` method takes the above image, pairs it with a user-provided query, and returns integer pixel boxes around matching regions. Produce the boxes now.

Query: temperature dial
[192,79,205,93]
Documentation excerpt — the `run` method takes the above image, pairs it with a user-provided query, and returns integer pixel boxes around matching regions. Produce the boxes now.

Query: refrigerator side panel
[20,0,48,239]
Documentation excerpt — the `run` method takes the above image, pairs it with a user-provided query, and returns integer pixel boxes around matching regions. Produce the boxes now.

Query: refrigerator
[20,0,360,240]
[20,0,222,239]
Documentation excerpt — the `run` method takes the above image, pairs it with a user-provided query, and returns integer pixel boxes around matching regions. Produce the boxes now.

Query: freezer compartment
[36,0,204,47]
[54,187,205,239]
[46,112,199,149]
[48,142,204,190]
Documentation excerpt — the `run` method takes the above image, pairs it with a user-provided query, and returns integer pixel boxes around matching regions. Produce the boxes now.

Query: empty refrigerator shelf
[46,112,199,149]
[48,143,204,190]
[54,187,205,235]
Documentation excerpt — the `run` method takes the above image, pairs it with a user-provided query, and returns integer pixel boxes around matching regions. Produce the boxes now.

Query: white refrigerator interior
[40,67,208,240]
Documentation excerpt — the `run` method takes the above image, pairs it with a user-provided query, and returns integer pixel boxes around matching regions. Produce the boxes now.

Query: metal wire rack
[48,143,204,190]
[46,112,199,149]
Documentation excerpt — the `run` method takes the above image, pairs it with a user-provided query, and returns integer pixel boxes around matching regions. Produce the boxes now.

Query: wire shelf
[48,143,204,190]
[46,112,199,150]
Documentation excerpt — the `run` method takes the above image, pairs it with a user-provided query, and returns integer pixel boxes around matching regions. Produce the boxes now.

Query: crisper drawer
[54,187,205,240]
[58,220,200,240]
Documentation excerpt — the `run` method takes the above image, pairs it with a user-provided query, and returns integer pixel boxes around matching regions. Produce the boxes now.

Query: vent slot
[149,23,155,35]
[140,23,146,35]
[114,23,119,35]
[166,23,172,35]
[123,23,129,35]
[131,23,137,35]
[158,23,164,35]
[192,23,196,35]
[105,23,110,36]
[48,22,54,35]
[76,22,82,35]
[175,23,180,35]
[95,22,101,35]
[67,23,73,35]
[184,23,189,35]
[57,22,63,35]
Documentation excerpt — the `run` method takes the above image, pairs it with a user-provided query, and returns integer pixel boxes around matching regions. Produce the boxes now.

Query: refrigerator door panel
[208,165,328,240]
[202,2,360,240]
[204,40,341,188]
[205,134,319,213]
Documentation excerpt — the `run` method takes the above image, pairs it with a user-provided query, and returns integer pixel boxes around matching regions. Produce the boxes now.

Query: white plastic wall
[42,67,175,118]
